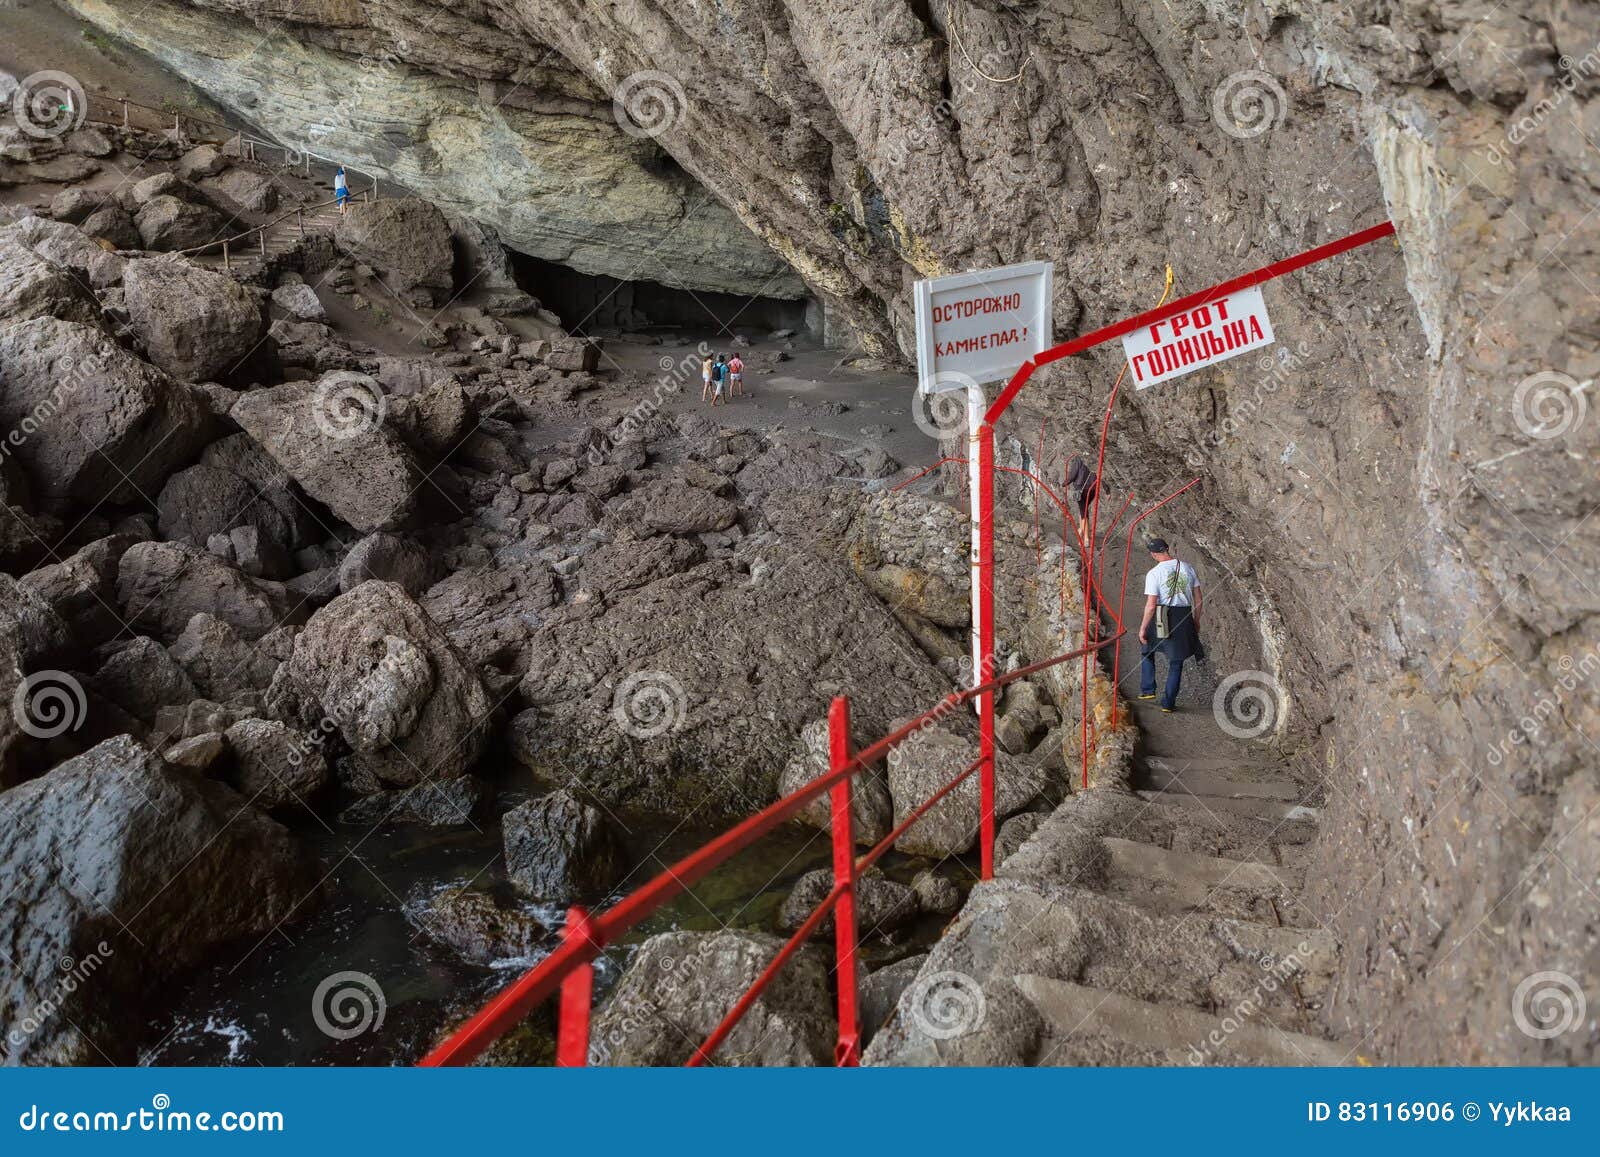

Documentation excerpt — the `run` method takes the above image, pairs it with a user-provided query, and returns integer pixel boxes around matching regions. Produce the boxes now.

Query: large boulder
[169,612,284,702]
[778,867,920,940]
[0,236,100,325]
[0,319,210,511]
[223,717,329,811]
[421,561,557,671]
[590,930,834,1066]
[133,194,227,252]
[123,257,267,382]
[117,540,304,643]
[503,789,628,903]
[155,464,296,573]
[777,717,894,846]
[4,217,124,289]
[338,532,440,598]
[90,636,198,722]
[613,480,738,536]
[885,722,1045,857]
[17,534,142,649]
[408,886,547,967]
[333,197,454,305]
[271,581,493,790]
[231,375,428,533]
[0,735,321,1064]
[199,167,278,214]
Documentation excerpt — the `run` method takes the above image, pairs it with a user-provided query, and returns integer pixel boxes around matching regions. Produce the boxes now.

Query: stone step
[1140,761,1305,802]
[1136,789,1321,823]
[1098,836,1317,926]
[1014,975,1345,1065]
[1104,836,1301,893]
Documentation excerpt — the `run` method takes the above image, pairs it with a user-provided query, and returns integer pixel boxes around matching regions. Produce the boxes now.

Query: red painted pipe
[828,696,861,1066]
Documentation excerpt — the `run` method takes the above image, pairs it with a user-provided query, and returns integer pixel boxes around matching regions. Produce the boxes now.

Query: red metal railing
[419,632,1120,1068]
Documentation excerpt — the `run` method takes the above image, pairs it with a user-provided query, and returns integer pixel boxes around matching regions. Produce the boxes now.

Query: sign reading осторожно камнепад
[1121,284,1276,390]
[913,261,1053,392]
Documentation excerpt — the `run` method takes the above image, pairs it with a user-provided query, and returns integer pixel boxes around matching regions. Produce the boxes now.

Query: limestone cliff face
[66,0,807,299]
[79,0,1599,1063]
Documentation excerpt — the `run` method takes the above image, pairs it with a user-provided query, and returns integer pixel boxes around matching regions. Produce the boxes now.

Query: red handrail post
[555,905,596,1067]
[828,696,862,1066]
[976,421,998,880]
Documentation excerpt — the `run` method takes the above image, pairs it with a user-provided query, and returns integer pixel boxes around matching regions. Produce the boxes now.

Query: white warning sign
[914,260,1053,392]
[1122,285,1275,390]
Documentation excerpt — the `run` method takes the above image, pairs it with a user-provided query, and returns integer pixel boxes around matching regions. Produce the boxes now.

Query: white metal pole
[967,381,985,705]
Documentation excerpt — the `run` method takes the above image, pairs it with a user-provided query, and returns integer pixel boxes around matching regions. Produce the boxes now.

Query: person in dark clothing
[1065,456,1099,519]
[1137,538,1203,711]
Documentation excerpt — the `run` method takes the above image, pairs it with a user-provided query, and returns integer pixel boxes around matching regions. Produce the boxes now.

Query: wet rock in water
[222,717,328,811]
[333,197,454,306]
[885,722,1045,858]
[590,930,834,1066]
[338,532,441,598]
[408,886,549,966]
[117,541,303,643]
[231,375,427,534]
[860,953,928,1046]
[0,735,321,1064]
[0,319,209,511]
[0,235,101,326]
[123,256,267,382]
[776,718,893,846]
[91,636,198,722]
[272,581,493,790]
[503,789,627,903]
[134,194,227,252]
[337,775,485,827]
[778,867,920,939]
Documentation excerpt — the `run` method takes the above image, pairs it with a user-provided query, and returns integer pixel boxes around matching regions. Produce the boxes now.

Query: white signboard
[1122,285,1276,390]
[914,260,1053,392]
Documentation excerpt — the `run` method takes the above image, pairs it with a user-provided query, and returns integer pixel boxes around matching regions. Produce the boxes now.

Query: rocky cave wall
[75,0,1600,1063]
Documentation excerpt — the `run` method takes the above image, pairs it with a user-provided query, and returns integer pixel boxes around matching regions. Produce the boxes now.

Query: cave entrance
[510,252,819,341]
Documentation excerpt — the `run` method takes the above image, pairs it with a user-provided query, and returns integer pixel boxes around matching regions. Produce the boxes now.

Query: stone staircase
[193,200,344,281]
[864,703,1346,1066]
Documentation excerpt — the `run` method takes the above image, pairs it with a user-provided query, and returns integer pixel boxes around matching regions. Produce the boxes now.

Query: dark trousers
[1140,647,1184,709]
[1140,604,1195,709]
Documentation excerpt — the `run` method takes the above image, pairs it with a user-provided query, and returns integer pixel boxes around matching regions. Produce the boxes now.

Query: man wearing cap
[1137,538,1202,712]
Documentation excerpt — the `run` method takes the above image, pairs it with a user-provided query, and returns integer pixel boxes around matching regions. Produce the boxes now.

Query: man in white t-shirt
[1137,538,1202,711]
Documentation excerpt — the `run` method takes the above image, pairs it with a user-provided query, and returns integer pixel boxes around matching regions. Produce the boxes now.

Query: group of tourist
[700,352,745,406]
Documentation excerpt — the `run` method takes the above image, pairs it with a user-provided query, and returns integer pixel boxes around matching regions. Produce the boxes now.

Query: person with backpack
[1136,537,1203,712]
[711,354,729,406]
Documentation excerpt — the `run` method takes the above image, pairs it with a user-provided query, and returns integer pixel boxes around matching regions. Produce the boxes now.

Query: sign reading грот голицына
[1122,285,1276,390]
[913,261,1053,392]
